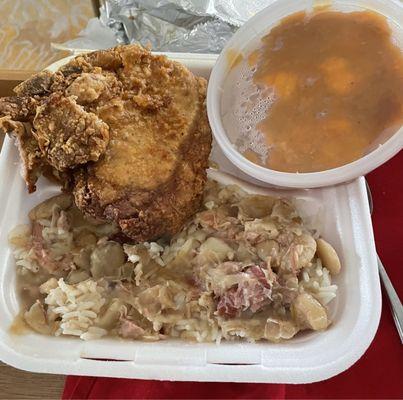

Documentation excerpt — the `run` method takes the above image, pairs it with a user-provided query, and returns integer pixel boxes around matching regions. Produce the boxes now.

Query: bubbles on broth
[230,64,276,164]
[272,37,284,51]
[316,110,328,119]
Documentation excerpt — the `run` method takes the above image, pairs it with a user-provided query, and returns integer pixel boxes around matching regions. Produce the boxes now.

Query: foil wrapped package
[98,0,273,53]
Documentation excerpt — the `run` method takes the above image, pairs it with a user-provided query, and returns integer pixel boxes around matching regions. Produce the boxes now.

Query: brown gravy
[246,10,403,173]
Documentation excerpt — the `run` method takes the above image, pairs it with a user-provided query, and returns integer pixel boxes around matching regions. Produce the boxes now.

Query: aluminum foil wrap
[99,0,273,53]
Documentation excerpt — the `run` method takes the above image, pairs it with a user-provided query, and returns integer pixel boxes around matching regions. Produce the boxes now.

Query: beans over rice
[10,180,340,342]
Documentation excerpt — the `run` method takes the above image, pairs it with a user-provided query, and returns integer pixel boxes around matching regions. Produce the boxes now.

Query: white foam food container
[207,0,403,188]
[0,54,381,383]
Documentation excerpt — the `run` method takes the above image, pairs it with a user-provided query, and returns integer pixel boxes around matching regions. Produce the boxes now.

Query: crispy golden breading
[65,71,120,105]
[33,94,109,170]
[0,116,43,192]
[0,96,38,121]
[0,45,212,241]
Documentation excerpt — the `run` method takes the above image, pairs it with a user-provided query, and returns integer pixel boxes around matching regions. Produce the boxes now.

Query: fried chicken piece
[1,45,212,242]
[73,74,211,241]
[72,46,212,241]
[0,96,38,121]
[14,71,53,96]
[0,116,43,192]
[33,94,109,170]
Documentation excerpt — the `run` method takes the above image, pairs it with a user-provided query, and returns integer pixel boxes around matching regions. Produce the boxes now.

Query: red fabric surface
[63,151,403,400]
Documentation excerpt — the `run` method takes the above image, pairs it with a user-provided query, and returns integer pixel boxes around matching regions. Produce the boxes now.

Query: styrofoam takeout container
[207,0,403,188]
[0,54,381,383]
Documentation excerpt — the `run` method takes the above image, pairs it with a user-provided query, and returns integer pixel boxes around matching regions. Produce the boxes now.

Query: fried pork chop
[0,45,212,242]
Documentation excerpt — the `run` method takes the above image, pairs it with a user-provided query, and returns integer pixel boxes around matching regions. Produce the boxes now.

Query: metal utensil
[366,180,403,344]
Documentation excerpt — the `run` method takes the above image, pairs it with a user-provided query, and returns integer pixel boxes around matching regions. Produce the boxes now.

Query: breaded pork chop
[0,45,212,242]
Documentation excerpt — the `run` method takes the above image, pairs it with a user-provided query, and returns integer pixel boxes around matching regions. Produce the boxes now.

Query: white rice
[300,259,338,305]
[43,278,107,340]
[8,225,40,273]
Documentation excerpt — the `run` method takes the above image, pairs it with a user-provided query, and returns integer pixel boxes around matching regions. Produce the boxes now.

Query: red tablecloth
[63,152,403,400]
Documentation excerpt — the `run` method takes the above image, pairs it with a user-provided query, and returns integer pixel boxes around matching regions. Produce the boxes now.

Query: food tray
[0,54,381,383]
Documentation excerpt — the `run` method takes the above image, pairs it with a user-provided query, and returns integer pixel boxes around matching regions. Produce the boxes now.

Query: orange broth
[245,10,403,172]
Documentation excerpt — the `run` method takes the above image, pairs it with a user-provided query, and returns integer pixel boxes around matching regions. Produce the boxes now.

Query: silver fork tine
[377,255,403,344]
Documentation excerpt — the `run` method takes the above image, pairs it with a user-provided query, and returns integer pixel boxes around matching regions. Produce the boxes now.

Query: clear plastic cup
[207,0,403,188]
